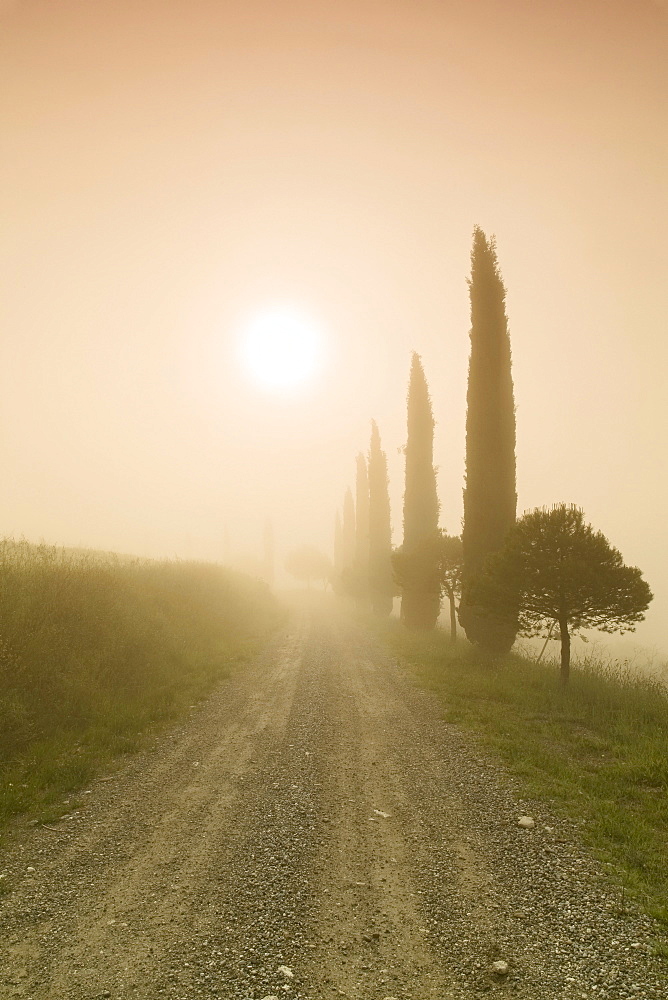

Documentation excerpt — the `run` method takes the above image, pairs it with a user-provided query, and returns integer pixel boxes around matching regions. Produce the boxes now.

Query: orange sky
[1,0,667,652]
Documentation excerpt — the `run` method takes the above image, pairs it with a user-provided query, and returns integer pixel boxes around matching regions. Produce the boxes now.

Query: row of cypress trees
[334,226,517,653]
[333,421,394,614]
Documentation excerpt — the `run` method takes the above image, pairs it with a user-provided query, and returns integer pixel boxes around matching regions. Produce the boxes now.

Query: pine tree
[459,227,517,653]
[470,505,652,684]
[368,421,393,616]
[399,353,440,629]
[437,532,463,644]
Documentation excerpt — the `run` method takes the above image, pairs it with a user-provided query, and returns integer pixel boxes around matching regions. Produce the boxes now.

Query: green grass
[0,539,283,836]
[379,620,668,941]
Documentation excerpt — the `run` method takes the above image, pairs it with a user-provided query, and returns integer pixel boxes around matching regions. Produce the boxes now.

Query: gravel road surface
[0,608,664,999]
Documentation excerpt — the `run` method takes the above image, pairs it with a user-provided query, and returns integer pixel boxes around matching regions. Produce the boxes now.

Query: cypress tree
[341,486,357,598]
[342,487,356,572]
[459,227,517,653]
[368,420,393,616]
[400,353,440,629]
[354,453,370,599]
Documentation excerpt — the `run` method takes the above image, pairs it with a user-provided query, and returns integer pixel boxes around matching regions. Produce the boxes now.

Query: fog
[1,0,666,652]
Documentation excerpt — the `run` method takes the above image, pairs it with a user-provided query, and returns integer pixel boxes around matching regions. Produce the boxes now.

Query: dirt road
[0,609,664,999]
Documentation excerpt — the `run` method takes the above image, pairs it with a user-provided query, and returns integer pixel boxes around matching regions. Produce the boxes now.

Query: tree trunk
[401,590,440,630]
[449,591,457,644]
[559,617,570,686]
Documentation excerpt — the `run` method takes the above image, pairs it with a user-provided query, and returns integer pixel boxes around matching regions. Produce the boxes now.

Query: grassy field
[379,620,668,942]
[0,539,282,836]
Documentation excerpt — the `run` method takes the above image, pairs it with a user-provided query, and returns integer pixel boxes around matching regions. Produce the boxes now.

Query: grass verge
[379,619,668,938]
[0,539,283,836]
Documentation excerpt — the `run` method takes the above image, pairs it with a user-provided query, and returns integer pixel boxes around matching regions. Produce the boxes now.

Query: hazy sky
[1,0,667,651]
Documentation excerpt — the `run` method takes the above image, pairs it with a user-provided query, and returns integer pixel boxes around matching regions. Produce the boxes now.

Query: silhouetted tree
[400,353,440,628]
[355,453,370,602]
[470,505,653,685]
[368,421,393,616]
[459,227,517,654]
[285,546,332,589]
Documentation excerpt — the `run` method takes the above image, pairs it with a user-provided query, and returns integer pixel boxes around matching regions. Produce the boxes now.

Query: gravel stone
[0,610,665,999]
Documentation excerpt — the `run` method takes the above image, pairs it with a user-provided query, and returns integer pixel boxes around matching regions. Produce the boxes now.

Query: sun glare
[239,306,324,391]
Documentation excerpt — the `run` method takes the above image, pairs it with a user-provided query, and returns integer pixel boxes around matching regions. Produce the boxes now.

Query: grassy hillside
[380,620,668,943]
[0,539,282,832]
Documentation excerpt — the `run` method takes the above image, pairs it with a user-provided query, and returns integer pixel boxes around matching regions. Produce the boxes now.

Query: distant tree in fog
[285,546,332,589]
[398,353,440,629]
[337,486,360,598]
[470,505,653,685]
[368,421,393,616]
[332,510,345,595]
[354,453,370,600]
[459,226,518,655]
[342,488,356,572]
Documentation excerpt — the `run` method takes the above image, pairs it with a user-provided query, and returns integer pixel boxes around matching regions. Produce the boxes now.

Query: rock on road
[0,608,664,999]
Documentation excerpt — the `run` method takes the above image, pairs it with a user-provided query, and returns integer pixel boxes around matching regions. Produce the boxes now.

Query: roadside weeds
[0,542,283,840]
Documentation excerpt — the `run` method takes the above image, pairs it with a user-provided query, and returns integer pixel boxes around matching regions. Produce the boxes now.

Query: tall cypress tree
[341,486,357,598]
[459,227,517,653]
[342,487,356,572]
[354,453,370,588]
[400,353,440,629]
[368,420,393,616]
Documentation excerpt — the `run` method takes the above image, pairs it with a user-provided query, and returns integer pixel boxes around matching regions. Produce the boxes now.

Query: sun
[239,306,324,391]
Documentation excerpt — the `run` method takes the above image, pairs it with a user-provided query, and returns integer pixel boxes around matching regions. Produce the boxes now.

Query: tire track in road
[302,618,488,1000]
[0,608,664,999]
[0,627,306,999]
